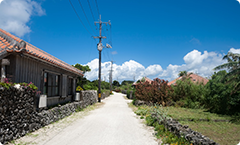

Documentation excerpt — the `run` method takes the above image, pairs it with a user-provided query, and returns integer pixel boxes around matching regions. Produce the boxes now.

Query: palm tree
[178,71,188,77]
[214,52,240,92]
[178,71,192,81]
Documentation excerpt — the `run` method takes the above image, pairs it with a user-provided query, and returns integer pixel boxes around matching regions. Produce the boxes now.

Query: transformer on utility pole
[93,15,111,102]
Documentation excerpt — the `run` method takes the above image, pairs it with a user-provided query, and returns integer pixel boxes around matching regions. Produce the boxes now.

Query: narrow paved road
[14,92,159,145]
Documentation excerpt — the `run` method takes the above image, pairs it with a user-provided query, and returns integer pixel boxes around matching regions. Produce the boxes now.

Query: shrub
[204,70,240,115]
[171,78,206,109]
[135,78,173,106]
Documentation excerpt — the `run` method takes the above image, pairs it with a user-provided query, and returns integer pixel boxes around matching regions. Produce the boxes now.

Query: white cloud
[84,59,162,82]
[229,48,240,54]
[84,48,238,83]
[0,0,45,37]
[159,49,227,81]
[190,38,201,45]
[145,65,163,76]
[0,0,3,4]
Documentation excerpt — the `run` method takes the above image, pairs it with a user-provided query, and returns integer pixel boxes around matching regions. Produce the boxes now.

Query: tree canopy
[73,63,91,74]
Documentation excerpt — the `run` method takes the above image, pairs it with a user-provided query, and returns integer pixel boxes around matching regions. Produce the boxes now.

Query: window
[43,72,60,97]
[68,78,73,95]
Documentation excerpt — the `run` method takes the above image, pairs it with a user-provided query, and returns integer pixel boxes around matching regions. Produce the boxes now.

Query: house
[0,28,84,107]
[167,73,209,86]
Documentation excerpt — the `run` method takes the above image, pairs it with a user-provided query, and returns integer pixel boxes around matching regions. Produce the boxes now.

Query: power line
[95,0,100,16]
[77,0,96,35]
[68,0,93,36]
[87,0,96,21]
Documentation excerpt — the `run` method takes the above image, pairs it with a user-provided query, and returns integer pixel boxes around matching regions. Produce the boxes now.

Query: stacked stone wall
[152,113,219,145]
[0,86,99,144]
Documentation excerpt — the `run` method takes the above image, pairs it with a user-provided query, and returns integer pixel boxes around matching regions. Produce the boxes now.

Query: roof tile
[0,28,83,76]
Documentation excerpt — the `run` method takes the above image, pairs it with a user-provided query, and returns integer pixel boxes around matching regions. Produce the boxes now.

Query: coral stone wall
[0,86,98,144]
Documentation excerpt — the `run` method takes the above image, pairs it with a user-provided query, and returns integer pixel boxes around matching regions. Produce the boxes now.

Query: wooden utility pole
[94,15,111,102]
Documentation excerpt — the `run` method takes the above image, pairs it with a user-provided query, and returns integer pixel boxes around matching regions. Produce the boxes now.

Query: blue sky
[0,0,240,82]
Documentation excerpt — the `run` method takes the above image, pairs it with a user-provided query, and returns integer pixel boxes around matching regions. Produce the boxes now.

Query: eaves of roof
[0,28,83,76]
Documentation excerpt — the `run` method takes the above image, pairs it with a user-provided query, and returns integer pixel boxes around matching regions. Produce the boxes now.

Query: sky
[0,0,240,83]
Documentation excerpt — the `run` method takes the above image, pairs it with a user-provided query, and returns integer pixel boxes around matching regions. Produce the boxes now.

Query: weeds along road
[11,92,158,145]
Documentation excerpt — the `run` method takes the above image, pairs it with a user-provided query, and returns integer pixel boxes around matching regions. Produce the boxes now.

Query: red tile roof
[168,73,209,85]
[0,28,83,76]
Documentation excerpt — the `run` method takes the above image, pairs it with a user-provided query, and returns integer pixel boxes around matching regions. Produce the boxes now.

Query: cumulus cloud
[229,48,240,54]
[159,49,228,81]
[84,59,162,82]
[0,0,45,37]
[84,48,240,82]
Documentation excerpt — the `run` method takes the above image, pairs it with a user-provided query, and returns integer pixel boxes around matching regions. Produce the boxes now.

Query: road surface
[11,92,159,145]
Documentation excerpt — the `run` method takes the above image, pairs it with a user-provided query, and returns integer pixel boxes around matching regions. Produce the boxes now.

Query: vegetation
[167,107,240,145]
[170,77,206,109]
[0,79,39,95]
[131,52,240,144]
[134,104,191,145]
[135,78,173,106]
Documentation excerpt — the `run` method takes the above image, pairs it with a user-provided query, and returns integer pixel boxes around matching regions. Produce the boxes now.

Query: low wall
[0,86,98,144]
[151,113,219,145]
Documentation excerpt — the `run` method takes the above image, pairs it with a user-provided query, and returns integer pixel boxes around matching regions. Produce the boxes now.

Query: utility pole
[94,15,111,102]
[109,60,114,93]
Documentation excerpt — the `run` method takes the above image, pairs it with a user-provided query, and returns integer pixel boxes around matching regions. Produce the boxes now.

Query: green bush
[171,78,206,109]
[204,70,240,115]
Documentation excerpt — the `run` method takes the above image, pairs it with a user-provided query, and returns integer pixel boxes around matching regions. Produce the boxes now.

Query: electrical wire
[87,0,96,21]
[95,0,100,16]
[77,0,96,35]
[68,0,93,36]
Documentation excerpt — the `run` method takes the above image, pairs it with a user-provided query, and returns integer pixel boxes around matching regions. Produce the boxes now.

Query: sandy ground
[9,92,159,145]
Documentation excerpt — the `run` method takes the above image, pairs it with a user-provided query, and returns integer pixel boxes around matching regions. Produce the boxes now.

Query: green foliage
[135,105,190,145]
[204,70,240,115]
[121,80,134,86]
[73,63,91,74]
[0,82,12,89]
[112,80,120,87]
[171,77,206,109]
[83,80,110,91]
[178,70,188,77]
[146,115,156,126]
[135,107,148,116]
[135,78,173,106]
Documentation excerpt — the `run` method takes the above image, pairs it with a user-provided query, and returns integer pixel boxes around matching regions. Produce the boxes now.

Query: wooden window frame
[43,71,60,97]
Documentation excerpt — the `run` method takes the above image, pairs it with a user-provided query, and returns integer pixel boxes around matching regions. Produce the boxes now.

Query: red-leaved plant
[135,78,173,106]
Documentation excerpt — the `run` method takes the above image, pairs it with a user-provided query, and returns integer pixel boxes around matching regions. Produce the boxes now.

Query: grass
[130,103,191,145]
[131,103,240,145]
[179,120,240,145]
[167,106,232,121]
[166,106,240,144]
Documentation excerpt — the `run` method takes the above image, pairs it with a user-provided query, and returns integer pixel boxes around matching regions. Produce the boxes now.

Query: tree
[178,71,187,77]
[73,63,91,89]
[121,80,134,86]
[178,71,192,81]
[214,52,240,93]
[204,70,240,114]
[112,80,120,87]
[73,63,91,74]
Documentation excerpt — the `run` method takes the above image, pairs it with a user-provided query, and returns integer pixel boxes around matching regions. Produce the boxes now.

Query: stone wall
[0,86,99,144]
[151,113,219,145]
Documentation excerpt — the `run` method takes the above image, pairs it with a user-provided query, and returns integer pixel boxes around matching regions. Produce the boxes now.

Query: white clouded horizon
[84,48,240,82]
[0,0,45,37]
